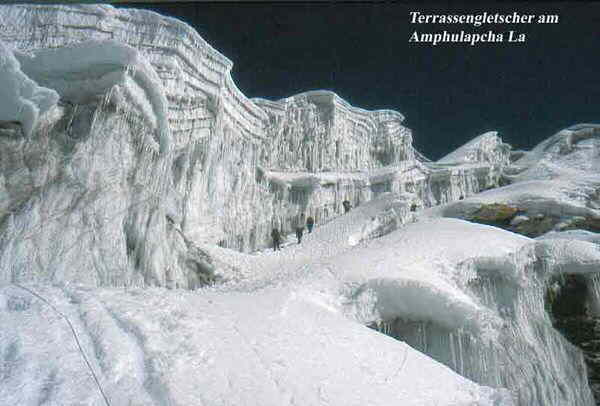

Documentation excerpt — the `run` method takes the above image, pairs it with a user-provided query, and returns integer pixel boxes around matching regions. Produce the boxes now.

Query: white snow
[427,126,600,223]
[437,131,510,167]
[537,229,600,245]
[0,284,511,406]
[4,194,600,405]
[432,178,600,221]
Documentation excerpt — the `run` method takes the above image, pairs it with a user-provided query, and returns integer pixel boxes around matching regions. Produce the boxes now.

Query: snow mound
[507,124,600,181]
[437,131,510,167]
[0,284,512,406]
[537,229,600,245]
[335,218,530,332]
[437,179,600,220]
[428,124,600,239]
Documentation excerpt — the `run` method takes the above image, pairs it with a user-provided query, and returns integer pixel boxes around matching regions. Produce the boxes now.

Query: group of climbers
[270,199,353,251]
[271,213,315,250]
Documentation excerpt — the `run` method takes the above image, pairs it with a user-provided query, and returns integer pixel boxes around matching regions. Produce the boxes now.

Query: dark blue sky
[128,2,600,160]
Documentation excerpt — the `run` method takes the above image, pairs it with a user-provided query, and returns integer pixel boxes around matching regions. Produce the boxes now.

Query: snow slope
[5,191,600,405]
[427,124,600,226]
[0,283,510,406]
[437,131,510,167]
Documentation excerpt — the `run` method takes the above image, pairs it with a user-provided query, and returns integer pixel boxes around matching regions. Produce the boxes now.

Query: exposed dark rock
[564,218,600,233]
[513,215,557,237]
[549,274,600,404]
[547,274,590,318]
[468,203,519,227]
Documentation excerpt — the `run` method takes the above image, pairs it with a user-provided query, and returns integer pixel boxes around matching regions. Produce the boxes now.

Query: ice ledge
[14,39,171,154]
[0,39,59,137]
[254,90,406,123]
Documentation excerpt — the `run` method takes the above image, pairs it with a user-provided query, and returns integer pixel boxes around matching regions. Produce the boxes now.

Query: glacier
[1,3,600,406]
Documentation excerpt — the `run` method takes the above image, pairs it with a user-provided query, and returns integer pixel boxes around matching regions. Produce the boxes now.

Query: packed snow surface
[0,283,509,406]
[5,192,600,405]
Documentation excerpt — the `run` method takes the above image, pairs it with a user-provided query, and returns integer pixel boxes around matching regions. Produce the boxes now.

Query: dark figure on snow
[342,200,352,214]
[294,213,305,244]
[271,228,281,251]
[306,216,315,233]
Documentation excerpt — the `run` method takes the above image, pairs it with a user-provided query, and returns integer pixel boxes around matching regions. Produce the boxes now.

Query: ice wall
[262,128,509,238]
[254,91,418,238]
[255,91,413,172]
[349,219,599,406]
[0,3,275,255]
[0,4,513,255]
[426,131,511,205]
[0,41,222,288]
[438,131,511,167]
[400,125,600,405]
[0,3,513,286]
[255,94,509,235]
[0,6,240,288]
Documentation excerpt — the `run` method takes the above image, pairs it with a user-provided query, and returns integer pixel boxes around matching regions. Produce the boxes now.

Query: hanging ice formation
[0,3,511,287]
[0,5,228,288]
[362,123,600,406]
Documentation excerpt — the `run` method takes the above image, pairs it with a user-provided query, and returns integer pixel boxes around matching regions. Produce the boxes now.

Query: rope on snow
[11,283,112,406]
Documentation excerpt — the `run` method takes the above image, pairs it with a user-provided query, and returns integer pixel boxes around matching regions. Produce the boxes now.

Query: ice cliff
[0,4,268,287]
[0,3,509,285]
[1,3,600,406]
[411,122,600,405]
[254,91,414,172]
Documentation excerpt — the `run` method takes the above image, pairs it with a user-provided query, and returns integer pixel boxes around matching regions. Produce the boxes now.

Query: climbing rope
[11,284,111,406]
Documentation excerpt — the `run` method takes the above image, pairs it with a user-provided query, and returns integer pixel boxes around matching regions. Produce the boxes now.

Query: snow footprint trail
[13,285,112,406]
[0,258,515,405]
[0,285,107,405]
[67,289,158,406]
[209,193,413,292]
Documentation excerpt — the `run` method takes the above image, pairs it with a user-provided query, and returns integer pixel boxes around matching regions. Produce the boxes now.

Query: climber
[306,215,315,233]
[294,213,305,244]
[342,200,352,214]
[271,228,281,251]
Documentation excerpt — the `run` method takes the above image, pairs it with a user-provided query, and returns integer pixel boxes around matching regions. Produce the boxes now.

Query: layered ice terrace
[1,4,600,406]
